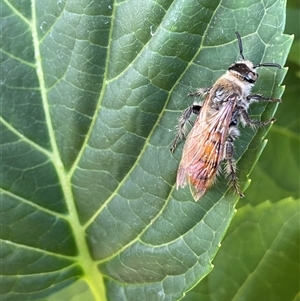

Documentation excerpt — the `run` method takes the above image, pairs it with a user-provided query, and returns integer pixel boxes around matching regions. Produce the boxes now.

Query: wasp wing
[177,93,237,200]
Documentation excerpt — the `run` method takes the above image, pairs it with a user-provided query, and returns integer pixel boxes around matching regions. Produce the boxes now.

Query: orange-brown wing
[177,94,237,200]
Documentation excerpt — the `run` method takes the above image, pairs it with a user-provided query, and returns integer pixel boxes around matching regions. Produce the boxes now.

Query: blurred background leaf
[182,198,300,301]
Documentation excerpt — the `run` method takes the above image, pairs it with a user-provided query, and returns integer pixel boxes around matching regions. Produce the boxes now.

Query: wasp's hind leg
[170,104,201,153]
[224,127,245,198]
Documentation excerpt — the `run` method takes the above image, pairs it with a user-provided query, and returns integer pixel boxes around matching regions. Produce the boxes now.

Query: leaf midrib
[30,1,107,300]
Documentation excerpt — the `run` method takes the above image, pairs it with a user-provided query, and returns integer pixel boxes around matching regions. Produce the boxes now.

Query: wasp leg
[188,87,211,97]
[170,104,201,153]
[224,128,244,197]
[170,87,211,152]
[239,107,276,128]
[247,94,281,103]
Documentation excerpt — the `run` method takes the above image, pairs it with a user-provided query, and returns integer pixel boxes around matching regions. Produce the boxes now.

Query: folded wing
[177,94,237,200]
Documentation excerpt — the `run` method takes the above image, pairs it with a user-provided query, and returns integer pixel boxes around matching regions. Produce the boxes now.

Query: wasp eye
[244,71,257,83]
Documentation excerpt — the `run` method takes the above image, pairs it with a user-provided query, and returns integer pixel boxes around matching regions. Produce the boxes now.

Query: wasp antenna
[253,62,282,69]
[235,31,245,60]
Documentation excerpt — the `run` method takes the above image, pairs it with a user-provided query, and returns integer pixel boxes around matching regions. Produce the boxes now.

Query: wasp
[170,32,281,201]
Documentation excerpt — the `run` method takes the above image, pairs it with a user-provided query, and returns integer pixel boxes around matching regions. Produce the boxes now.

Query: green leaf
[0,0,292,300]
[182,198,300,301]
[239,125,300,205]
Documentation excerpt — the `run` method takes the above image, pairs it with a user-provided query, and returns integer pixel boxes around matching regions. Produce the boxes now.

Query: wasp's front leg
[170,104,201,153]
[247,94,281,103]
[188,87,211,97]
[170,88,211,153]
